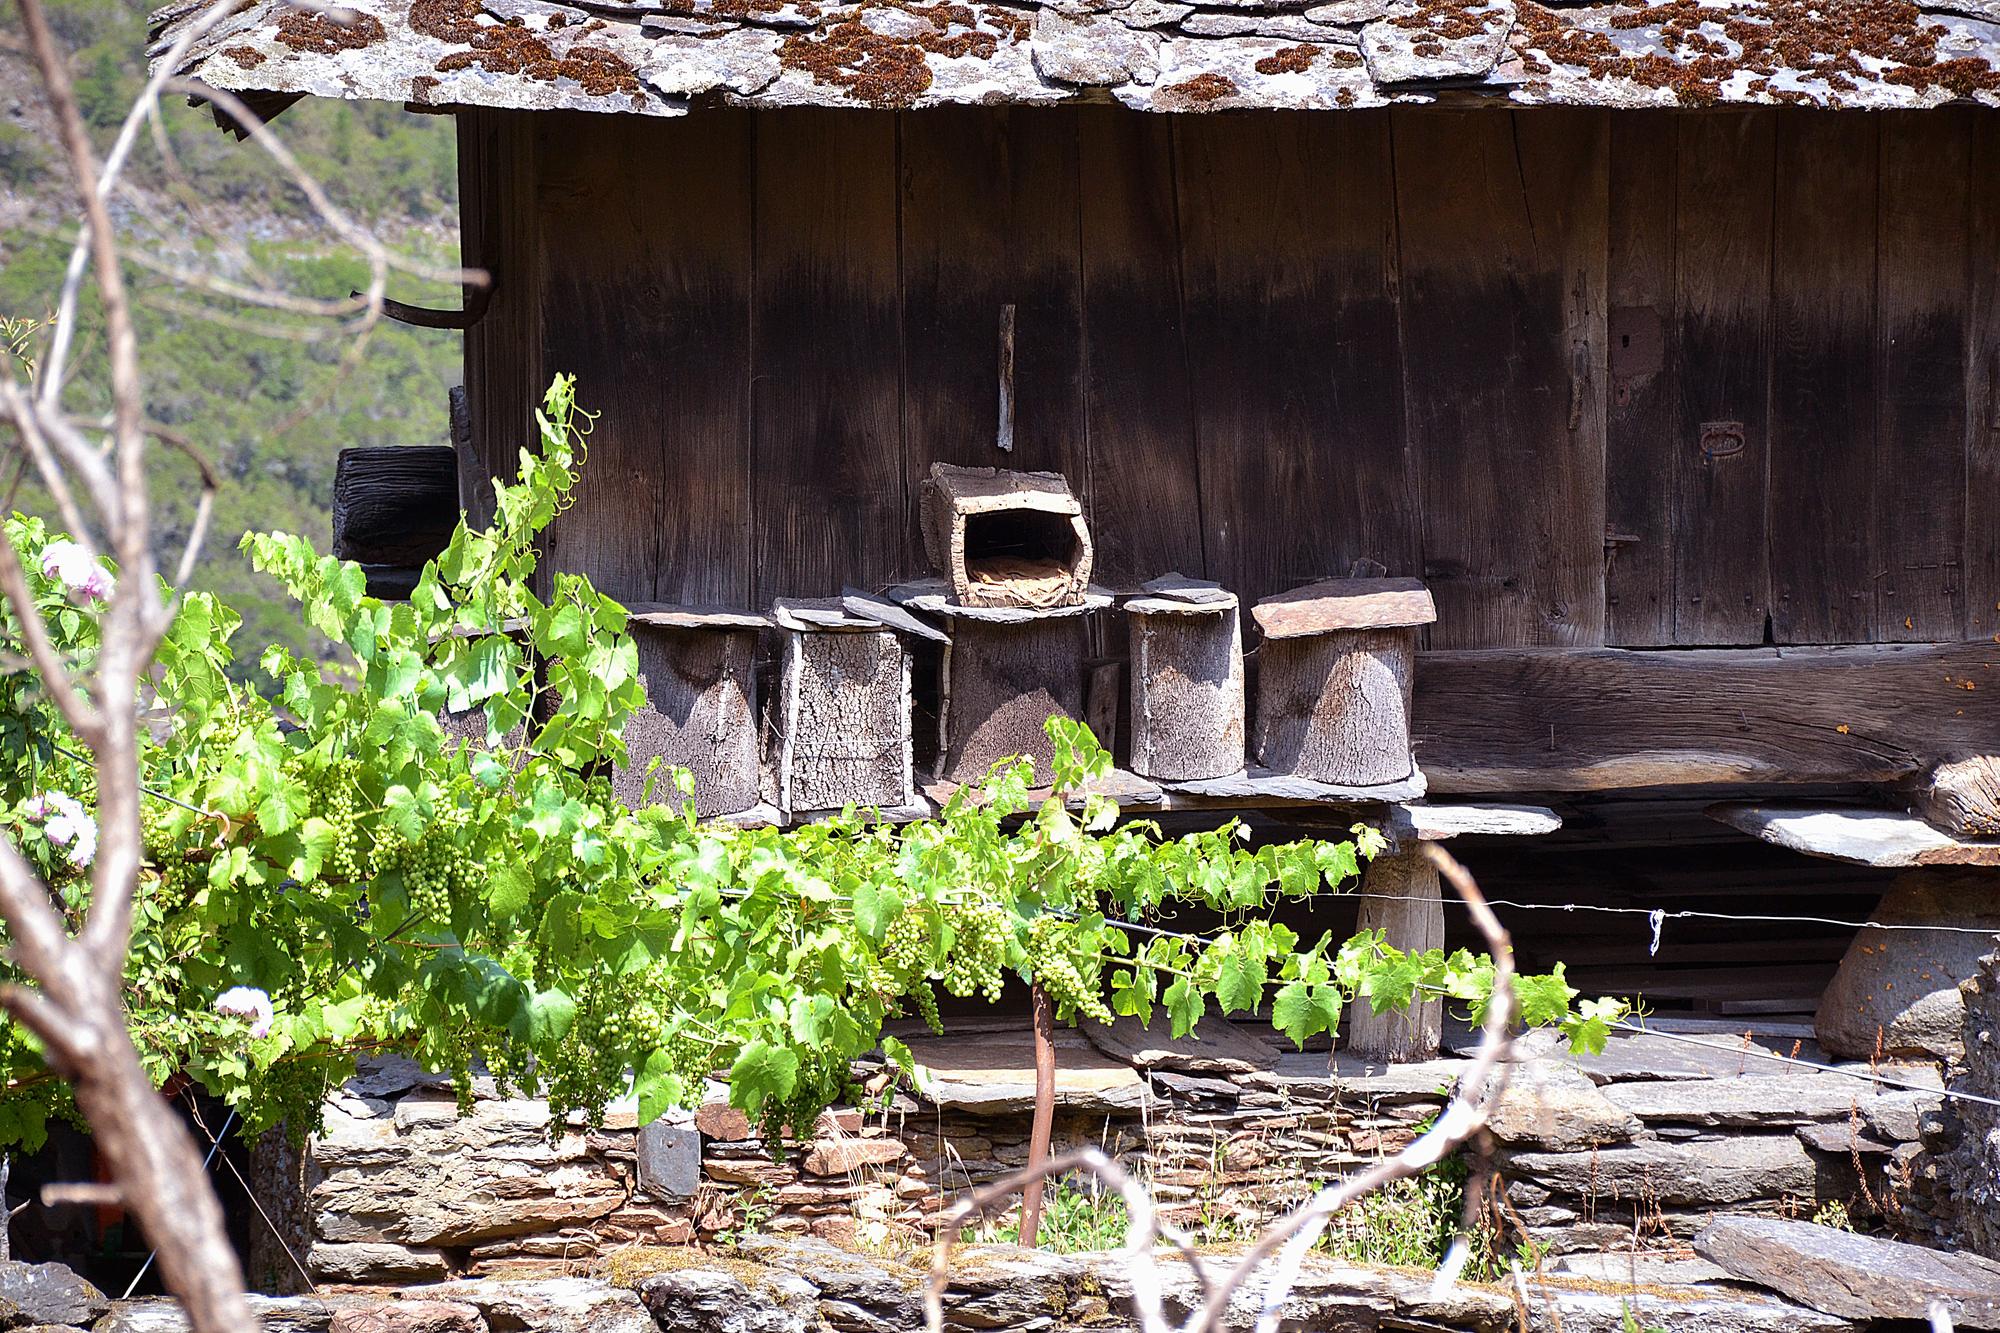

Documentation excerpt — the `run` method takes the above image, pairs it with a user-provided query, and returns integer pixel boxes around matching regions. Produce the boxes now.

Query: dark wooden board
[1175,110,1416,608]
[1875,111,1970,644]
[1077,104,1206,588]
[900,107,1087,578]
[1769,114,1877,645]
[331,446,459,566]
[1414,642,2000,793]
[539,111,755,605]
[1972,113,2000,644]
[1391,109,1606,649]
[1872,110,1968,644]
[1604,110,1678,647]
[1672,110,1773,646]
[456,108,542,580]
[752,109,905,603]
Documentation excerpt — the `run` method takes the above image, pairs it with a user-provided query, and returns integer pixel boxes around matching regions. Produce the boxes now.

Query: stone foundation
[276,1018,1946,1285]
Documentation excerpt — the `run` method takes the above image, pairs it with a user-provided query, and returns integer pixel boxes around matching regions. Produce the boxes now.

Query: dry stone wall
[282,1021,1946,1286]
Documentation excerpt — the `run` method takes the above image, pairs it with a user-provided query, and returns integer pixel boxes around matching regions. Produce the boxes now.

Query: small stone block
[635,1120,701,1200]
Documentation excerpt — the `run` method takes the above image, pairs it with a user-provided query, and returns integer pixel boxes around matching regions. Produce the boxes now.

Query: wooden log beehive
[771,599,918,815]
[1126,577,1245,782]
[1250,577,1436,788]
[919,463,1093,610]
[615,605,768,818]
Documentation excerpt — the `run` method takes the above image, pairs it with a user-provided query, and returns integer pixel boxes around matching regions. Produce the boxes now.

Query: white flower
[21,790,96,868]
[214,986,274,1040]
[38,540,113,604]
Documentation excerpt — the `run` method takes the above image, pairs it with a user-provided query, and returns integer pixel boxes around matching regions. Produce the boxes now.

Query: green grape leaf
[1271,981,1341,1048]
[728,1039,800,1114]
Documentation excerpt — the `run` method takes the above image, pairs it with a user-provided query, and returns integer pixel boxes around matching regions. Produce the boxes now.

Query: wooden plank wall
[492,105,1998,651]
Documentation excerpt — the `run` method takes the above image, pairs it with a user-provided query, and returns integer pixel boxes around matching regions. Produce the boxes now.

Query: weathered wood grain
[1972,113,2000,644]
[1876,111,1970,643]
[1176,111,1417,607]
[616,624,762,818]
[1391,108,1606,648]
[1604,109,1678,647]
[1077,105,1205,586]
[1904,756,2000,839]
[1251,576,1435,638]
[330,446,458,566]
[1347,847,1443,1062]
[938,617,1090,785]
[1672,110,1772,646]
[1127,598,1243,781]
[775,628,912,813]
[753,109,905,603]
[1254,630,1417,787]
[456,108,541,584]
[540,112,756,603]
[1769,113,1877,644]
[900,108,1087,574]
[1414,643,2000,793]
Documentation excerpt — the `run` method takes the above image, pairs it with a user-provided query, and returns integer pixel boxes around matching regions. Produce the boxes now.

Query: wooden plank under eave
[1604,109,1678,647]
[1412,642,2000,793]
[1391,108,1607,649]
[1971,113,2000,644]
[1672,110,1773,646]
[753,108,906,604]
[900,107,1087,580]
[1077,105,1205,587]
[1875,110,1971,644]
[539,111,755,606]
[1176,110,1417,609]
[1769,113,1878,645]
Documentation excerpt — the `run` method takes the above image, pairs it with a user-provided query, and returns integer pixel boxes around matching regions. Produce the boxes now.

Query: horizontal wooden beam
[332,445,460,567]
[1414,643,1999,793]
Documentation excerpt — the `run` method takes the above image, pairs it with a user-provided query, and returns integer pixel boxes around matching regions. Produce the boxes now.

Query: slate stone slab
[635,1118,701,1199]
[1695,1214,2000,1326]
[1080,1013,1276,1074]
[0,1262,108,1329]
[1485,1060,1645,1151]
[1496,1137,1816,1206]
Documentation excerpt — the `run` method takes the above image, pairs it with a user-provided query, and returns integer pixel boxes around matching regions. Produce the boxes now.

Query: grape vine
[0,376,1628,1155]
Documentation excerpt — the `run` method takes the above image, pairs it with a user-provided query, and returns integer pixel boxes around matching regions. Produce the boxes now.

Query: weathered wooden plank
[538,113,756,604]
[331,446,458,566]
[456,108,541,577]
[1176,110,1416,608]
[1769,114,1877,645]
[900,108,1087,577]
[753,109,905,603]
[1391,108,1607,648]
[1672,110,1773,646]
[1972,113,2000,643]
[1875,111,1970,643]
[1251,576,1436,638]
[1604,109,1678,647]
[1709,804,2000,869]
[1414,643,2000,793]
[1077,105,1205,586]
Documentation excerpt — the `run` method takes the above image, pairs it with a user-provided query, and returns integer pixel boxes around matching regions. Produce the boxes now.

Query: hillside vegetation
[0,0,463,665]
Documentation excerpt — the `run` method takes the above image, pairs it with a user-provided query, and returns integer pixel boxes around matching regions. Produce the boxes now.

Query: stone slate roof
[151,0,2000,116]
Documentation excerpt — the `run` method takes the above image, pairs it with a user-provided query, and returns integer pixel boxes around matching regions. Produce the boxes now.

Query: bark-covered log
[331,445,460,566]
[616,624,762,818]
[1345,846,1443,1062]
[938,617,1088,785]
[919,463,1093,609]
[1127,597,1244,781]
[775,628,912,814]
[1253,630,1417,787]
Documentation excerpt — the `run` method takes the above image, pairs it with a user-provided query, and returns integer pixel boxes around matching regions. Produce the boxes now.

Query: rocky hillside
[0,0,462,667]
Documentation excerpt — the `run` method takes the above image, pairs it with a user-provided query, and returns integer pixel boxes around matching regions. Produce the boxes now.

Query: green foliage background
[0,0,462,670]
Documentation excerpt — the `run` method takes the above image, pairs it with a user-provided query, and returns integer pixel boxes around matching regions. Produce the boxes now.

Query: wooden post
[1018,982,1057,1248]
[1345,845,1445,1062]
[1906,757,2000,839]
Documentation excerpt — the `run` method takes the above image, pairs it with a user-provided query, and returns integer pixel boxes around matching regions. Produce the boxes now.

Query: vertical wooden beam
[1176,111,1416,608]
[1673,110,1774,645]
[1604,110,1679,646]
[1347,846,1444,1062]
[1874,111,1971,643]
[1770,114,1878,645]
[1391,108,1607,649]
[900,107,1087,578]
[1078,105,1206,586]
[1972,113,2000,643]
[753,109,905,603]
